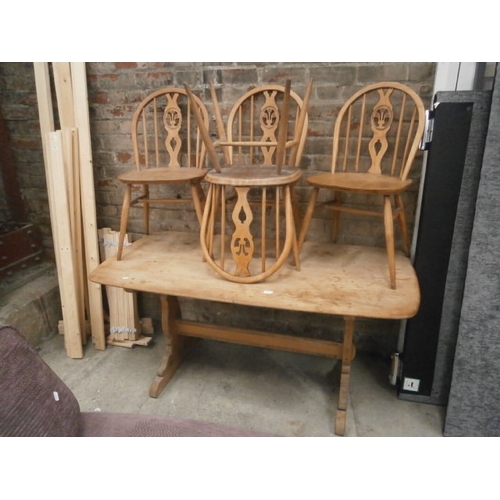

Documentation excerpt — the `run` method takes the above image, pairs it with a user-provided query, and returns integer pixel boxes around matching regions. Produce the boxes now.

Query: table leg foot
[335,370,351,436]
[150,294,196,398]
[335,409,347,436]
[149,346,181,398]
[149,336,196,398]
[334,316,355,436]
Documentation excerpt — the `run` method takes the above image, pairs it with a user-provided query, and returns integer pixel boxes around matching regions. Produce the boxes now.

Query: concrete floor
[39,330,446,437]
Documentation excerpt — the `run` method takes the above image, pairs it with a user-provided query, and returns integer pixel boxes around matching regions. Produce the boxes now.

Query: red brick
[91,91,109,104]
[116,152,132,164]
[115,62,138,70]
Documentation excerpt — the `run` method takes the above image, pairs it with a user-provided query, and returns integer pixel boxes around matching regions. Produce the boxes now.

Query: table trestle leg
[335,316,355,436]
[149,295,196,398]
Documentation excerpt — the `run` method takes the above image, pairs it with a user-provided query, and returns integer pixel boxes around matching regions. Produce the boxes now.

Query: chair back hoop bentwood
[210,81,311,170]
[116,87,210,260]
[298,81,425,288]
[185,81,311,283]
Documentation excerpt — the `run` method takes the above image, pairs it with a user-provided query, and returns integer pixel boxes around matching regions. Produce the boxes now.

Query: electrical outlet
[403,377,420,392]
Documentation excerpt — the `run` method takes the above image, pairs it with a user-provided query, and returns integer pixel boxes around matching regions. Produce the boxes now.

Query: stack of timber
[34,62,105,358]
[98,228,153,347]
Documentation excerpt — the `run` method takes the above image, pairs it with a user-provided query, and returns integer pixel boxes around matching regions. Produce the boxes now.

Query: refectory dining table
[89,230,420,436]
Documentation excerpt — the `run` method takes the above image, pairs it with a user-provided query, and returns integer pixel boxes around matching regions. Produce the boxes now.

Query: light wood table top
[90,231,420,320]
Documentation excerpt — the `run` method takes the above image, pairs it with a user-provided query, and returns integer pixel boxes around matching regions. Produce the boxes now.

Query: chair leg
[395,194,410,257]
[331,191,342,243]
[196,182,207,213]
[291,188,302,269]
[143,185,150,235]
[190,182,205,226]
[204,184,217,259]
[287,186,300,271]
[117,184,132,261]
[291,184,301,237]
[298,187,319,251]
[291,223,300,271]
[383,195,396,289]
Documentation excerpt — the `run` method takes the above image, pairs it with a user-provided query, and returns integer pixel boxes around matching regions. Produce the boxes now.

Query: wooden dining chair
[116,87,210,260]
[185,80,312,284]
[298,82,425,288]
[211,80,312,246]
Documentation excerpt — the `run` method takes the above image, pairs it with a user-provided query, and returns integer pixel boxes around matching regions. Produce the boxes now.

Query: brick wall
[86,62,435,248]
[0,62,436,355]
[0,63,51,243]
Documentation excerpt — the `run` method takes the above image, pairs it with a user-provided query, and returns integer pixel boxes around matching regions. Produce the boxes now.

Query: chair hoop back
[331,82,425,181]
[276,79,291,172]
[224,83,309,167]
[132,87,209,171]
[184,83,222,173]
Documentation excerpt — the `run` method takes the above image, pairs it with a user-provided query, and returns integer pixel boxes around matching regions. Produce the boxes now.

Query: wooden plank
[33,64,55,161]
[70,62,106,349]
[62,128,87,343]
[52,63,75,129]
[98,228,141,342]
[58,319,91,337]
[33,63,57,246]
[35,63,88,349]
[33,63,69,339]
[47,131,83,358]
[98,229,153,348]
[53,65,80,278]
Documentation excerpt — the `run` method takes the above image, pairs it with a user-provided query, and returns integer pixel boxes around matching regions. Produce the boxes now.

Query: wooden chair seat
[118,167,209,184]
[205,165,301,187]
[307,172,412,194]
